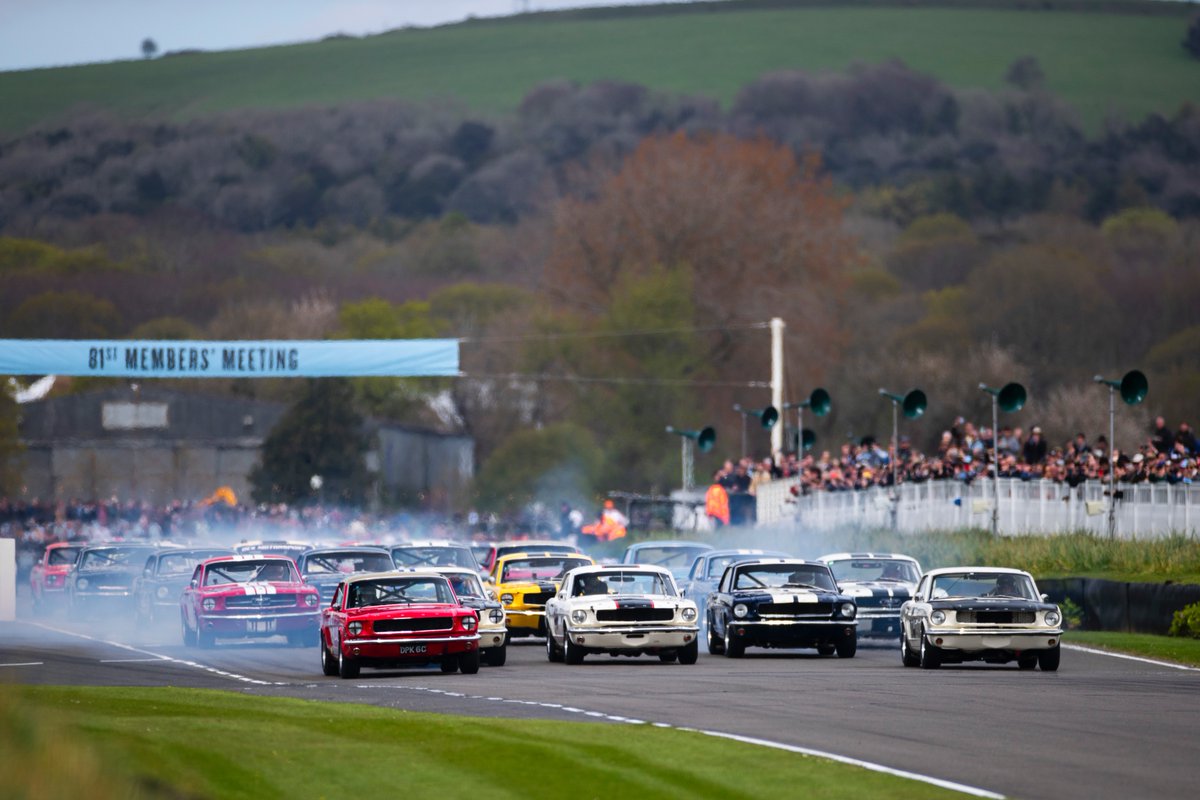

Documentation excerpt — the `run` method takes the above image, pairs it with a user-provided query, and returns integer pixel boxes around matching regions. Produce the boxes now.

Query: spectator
[1152,417,1175,454]
[1023,426,1048,465]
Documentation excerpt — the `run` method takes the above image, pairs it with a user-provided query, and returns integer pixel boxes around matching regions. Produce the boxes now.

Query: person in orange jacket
[582,499,628,542]
[705,473,730,527]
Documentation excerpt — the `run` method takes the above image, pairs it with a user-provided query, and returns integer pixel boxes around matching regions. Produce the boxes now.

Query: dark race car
[134,547,233,626]
[706,559,858,658]
[68,543,161,621]
[391,541,481,572]
[819,552,922,638]
[297,546,396,605]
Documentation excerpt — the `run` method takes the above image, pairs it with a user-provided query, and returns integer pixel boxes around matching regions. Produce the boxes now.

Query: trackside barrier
[1039,577,1200,635]
[0,538,14,621]
[757,478,1200,538]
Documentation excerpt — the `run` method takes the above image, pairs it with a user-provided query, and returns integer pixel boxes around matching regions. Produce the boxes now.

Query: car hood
[200,581,310,597]
[725,588,845,604]
[567,593,691,610]
[928,598,1057,613]
[341,602,466,621]
[496,580,560,593]
[839,581,915,598]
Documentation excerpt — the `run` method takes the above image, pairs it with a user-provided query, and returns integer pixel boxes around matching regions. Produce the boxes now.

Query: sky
[0,0,673,72]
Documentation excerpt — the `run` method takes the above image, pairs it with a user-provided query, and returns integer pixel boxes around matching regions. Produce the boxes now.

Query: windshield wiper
[783,582,820,590]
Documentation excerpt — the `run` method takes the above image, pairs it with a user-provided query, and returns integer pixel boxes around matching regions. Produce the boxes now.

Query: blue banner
[0,339,459,378]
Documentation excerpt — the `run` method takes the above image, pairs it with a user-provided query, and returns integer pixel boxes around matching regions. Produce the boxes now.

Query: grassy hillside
[0,1,1196,132]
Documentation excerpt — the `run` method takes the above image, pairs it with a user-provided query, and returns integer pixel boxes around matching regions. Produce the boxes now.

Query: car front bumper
[504,608,545,632]
[341,633,480,660]
[922,628,1063,652]
[565,624,699,651]
[198,610,320,636]
[728,619,857,647]
[855,609,903,636]
[478,625,507,649]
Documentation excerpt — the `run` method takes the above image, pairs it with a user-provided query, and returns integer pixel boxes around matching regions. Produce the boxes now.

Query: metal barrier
[756,478,1200,537]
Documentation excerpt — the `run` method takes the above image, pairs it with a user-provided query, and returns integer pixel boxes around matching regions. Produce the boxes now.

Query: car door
[323,583,345,650]
[545,575,569,643]
[902,575,930,641]
[181,565,202,628]
[708,566,734,636]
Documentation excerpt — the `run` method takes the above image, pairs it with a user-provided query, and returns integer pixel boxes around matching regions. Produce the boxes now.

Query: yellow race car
[490,551,595,638]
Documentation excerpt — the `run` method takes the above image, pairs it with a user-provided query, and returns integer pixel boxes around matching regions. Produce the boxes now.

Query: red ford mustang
[320,571,481,678]
[180,555,321,648]
[30,542,83,611]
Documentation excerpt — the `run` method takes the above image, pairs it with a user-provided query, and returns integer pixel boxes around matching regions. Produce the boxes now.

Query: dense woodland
[1,60,1198,507]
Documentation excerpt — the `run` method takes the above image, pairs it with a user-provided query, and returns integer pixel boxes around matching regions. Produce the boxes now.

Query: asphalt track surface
[4,607,1199,800]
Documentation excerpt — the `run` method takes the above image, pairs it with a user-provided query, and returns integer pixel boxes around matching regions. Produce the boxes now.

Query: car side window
[144,556,156,577]
[189,565,202,588]
[719,567,732,593]
[915,576,930,601]
[330,584,343,609]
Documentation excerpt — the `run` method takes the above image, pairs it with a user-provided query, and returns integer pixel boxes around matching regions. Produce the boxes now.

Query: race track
[4,609,1198,800]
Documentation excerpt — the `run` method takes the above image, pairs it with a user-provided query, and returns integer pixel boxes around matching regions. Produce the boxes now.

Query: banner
[0,339,459,378]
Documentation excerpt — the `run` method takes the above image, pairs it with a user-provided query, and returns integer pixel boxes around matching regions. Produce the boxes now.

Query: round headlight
[156,586,170,600]
[348,621,362,636]
[462,614,477,629]
[571,609,588,624]
[682,607,698,622]
[1045,610,1061,627]
[500,593,514,605]
[76,578,89,590]
[839,602,856,618]
[733,603,749,619]
[201,598,216,611]
[930,610,946,625]
[489,608,504,624]
[303,593,318,607]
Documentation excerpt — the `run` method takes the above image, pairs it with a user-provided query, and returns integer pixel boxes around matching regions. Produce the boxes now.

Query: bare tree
[141,38,158,59]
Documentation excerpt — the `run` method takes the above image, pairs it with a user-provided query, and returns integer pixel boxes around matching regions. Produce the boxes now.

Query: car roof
[303,546,391,557]
[496,550,592,563]
[200,554,297,565]
[730,558,830,569]
[818,552,921,563]
[423,566,482,578]
[341,570,446,585]
[922,566,1032,578]
[392,541,470,549]
[701,548,790,559]
[627,540,711,549]
[157,547,233,558]
[497,539,579,549]
[567,564,674,578]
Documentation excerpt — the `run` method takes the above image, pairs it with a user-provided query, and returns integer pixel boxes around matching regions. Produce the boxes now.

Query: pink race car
[30,542,83,612]
[181,555,320,648]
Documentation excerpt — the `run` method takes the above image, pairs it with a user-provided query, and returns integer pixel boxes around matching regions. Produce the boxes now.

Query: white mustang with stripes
[544,565,700,665]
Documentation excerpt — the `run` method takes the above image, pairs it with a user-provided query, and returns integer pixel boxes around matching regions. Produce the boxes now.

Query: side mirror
[1040,593,1049,603]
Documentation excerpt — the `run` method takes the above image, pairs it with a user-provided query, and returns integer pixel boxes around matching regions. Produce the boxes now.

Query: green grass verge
[4,686,966,799]
[1067,630,1200,666]
[1,2,1196,132]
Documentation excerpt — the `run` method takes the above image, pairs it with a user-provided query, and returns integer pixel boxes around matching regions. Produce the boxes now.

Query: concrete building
[12,386,472,509]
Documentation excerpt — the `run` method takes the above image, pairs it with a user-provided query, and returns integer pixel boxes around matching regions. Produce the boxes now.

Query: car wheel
[321,640,339,677]
[1038,644,1061,672]
[485,646,507,667]
[706,615,725,655]
[182,623,197,648]
[338,648,360,679]
[658,651,678,663]
[197,630,215,649]
[678,639,699,665]
[564,635,585,665]
[459,648,481,675]
[723,624,744,659]
[836,634,857,659]
[900,630,920,667]
[546,629,564,663]
[817,644,836,657]
[919,629,941,669]
[441,656,460,673]
[1017,653,1038,670]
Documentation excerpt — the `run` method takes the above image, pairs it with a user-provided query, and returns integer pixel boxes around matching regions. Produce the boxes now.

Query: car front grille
[957,610,1036,624]
[374,617,453,633]
[225,594,297,609]
[758,602,833,616]
[595,608,674,623]
[521,592,553,606]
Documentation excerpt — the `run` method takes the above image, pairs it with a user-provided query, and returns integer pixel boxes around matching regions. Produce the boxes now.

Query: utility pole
[770,317,785,456]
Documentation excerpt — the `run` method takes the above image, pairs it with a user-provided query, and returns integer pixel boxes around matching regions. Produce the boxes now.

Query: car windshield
[235,543,309,557]
[79,548,151,571]
[827,559,920,584]
[444,572,486,600]
[48,546,82,566]
[392,546,476,569]
[705,554,769,580]
[159,551,228,575]
[930,573,1037,600]
[733,564,837,592]
[347,577,454,608]
[305,551,393,575]
[501,556,591,583]
[574,570,673,597]
[632,545,709,568]
[496,544,579,562]
[470,544,493,565]
[204,560,296,585]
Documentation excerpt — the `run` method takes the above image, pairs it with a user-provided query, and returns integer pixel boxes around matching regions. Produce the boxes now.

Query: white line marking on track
[1063,643,1200,672]
[99,658,165,663]
[0,662,44,667]
[357,685,1005,799]
[25,622,289,686]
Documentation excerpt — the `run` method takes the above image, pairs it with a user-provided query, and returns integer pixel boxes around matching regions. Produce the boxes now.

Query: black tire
[919,629,941,669]
[459,648,481,675]
[658,651,678,663]
[836,635,857,659]
[1017,653,1039,670]
[441,656,460,673]
[678,639,699,665]
[197,630,215,650]
[321,640,339,676]
[338,647,360,679]
[723,624,744,658]
[817,644,836,657]
[485,646,507,667]
[564,635,585,665]
[706,616,725,655]
[546,630,563,663]
[1038,644,1061,672]
[901,630,920,667]
[182,622,197,648]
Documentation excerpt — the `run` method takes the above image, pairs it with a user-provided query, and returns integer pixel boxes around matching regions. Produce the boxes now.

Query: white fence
[754,477,1200,538]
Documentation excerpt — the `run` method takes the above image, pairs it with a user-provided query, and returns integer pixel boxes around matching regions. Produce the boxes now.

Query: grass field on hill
[4,686,966,799]
[1,3,1196,132]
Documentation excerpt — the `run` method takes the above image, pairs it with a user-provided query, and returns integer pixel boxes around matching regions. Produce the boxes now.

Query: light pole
[665,425,716,492]
[732,404,778,459]
[783,388,831,456]
[978,382,1027,536]
[878,388,927,529]
[1092,370,1148,538]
